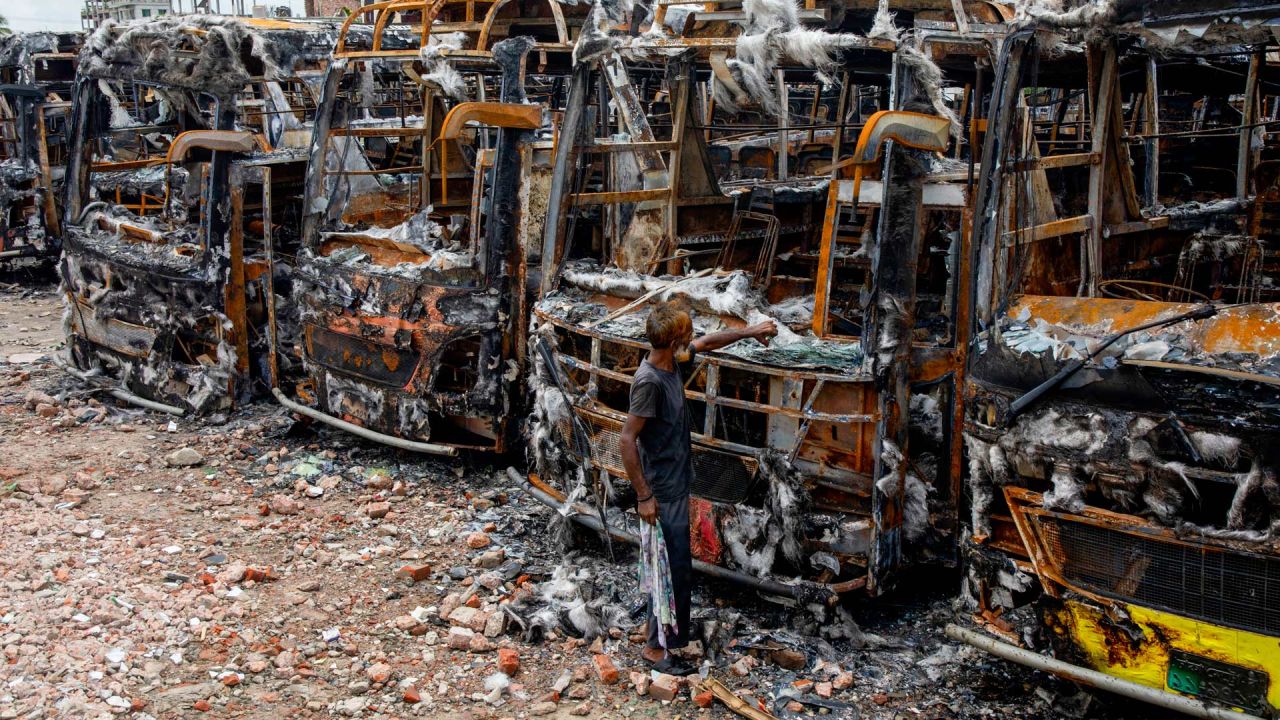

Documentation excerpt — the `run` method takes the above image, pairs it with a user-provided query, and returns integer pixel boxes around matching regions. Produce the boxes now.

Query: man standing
[620,301,776,674]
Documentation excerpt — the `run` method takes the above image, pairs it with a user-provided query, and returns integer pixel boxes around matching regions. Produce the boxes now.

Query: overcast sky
[3,0,311,32]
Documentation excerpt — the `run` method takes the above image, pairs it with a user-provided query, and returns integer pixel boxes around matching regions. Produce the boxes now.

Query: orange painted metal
[1008,295,1280,360]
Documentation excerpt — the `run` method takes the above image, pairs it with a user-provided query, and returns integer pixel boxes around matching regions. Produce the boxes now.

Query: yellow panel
[1050,599,1280,713]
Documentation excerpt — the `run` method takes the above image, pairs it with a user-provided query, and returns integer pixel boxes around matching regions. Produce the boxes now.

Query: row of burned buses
[2,1,1278,716]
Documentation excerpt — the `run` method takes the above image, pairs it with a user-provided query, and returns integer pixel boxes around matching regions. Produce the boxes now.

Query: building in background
[81,0,249,29]
[304,0,356,18]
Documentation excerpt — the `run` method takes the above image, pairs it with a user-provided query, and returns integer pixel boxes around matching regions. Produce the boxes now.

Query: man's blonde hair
[646,300,692,350]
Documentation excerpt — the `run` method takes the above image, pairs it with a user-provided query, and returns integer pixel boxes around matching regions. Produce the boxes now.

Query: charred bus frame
[956,5,1280,717]
[521,1,1009,599]
[59,17,335,415]
[276,0,584,454]
[0,31,81,262]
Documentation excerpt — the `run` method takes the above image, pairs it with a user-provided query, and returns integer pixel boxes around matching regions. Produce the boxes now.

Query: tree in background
[0,14,11,35]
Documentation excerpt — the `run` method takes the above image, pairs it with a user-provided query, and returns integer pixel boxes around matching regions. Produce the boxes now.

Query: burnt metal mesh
[558,412,759,504]
[1037,515,1280,636]
[71,301,157,356]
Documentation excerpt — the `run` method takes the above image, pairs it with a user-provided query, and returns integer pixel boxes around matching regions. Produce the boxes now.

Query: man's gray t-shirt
[628,355,695,503]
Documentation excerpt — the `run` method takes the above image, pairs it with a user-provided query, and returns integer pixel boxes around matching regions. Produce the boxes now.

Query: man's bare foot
[640,646,665,664]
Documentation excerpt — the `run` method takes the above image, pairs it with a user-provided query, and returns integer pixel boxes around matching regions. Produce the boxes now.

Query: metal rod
[271,389,459,456]
[60,361,187,416]
[945,625,1268,720]
[505,467,866,601]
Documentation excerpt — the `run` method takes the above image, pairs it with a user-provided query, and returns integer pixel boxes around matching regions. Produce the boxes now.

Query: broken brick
[769,648,806,670]
[243,567,275,583]
[815,681,833,698]
[395,564,432,583]
[447,627,474,650]
[693,689,713,708]
[832,671,854,690]
[366,501,391,519]
[591,654,619,685]
[629,670,650,696]
[193,699,211,712]
[402,685,421,704]
[648,672,680,702]
[365,662,392,684]
[497,648,520,675]
[465,531,491,549]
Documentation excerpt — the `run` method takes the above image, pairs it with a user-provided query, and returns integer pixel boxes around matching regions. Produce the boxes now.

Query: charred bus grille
[305,324,418,388]
[561,410,759,504]
[1011,490,1280,637]
[68,299,157,357]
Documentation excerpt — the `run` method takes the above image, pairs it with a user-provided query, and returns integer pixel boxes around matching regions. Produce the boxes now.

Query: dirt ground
[0,282,1155,720]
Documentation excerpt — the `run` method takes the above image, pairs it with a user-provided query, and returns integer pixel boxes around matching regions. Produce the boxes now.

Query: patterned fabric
[639,520,679,649]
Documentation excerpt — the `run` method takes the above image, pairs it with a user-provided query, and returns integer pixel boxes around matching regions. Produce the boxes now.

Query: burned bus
[518,1,1008,600]
[953,5,1280,717]
[0,31,81,262]
[59,17,334,414]
[277,0,585,454]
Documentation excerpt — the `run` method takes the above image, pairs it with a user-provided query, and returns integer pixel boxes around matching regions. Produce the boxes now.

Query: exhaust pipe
[945,624,1267,720]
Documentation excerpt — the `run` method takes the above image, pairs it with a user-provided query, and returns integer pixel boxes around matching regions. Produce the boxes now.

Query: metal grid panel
[1037,515,1280,636]
[558,411,759,504]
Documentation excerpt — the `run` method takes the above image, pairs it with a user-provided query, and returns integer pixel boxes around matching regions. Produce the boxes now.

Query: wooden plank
[1107,58,1143,221]
[675,195,735,207]
[1085,42,1116,297]
[540,64,590,296]
[330,126,428,137]
[571,188,669,206]
[1238,51,1262,199]
[1104,216,1169,236]
[683,9,826,21]
[1019,104,1057,227]
[586,140,678,153]
[1002,214,1091,247]
[1010,151,1097,171]
[1143,56,1159,206]
[950,0,970,32]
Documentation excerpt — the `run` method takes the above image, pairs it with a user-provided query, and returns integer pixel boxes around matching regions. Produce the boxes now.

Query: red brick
[649,673,680,702]
[693,689,713,708]
[591,654,619,685]
[497,648,520,676]
[396,564,432,583]
[403,685,421,704]
[193,700,212,712]
[243,567,274,583]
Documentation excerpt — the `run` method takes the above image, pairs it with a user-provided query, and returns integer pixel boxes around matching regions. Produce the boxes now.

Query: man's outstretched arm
[620,413,658,524]
[691,319,778,353]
